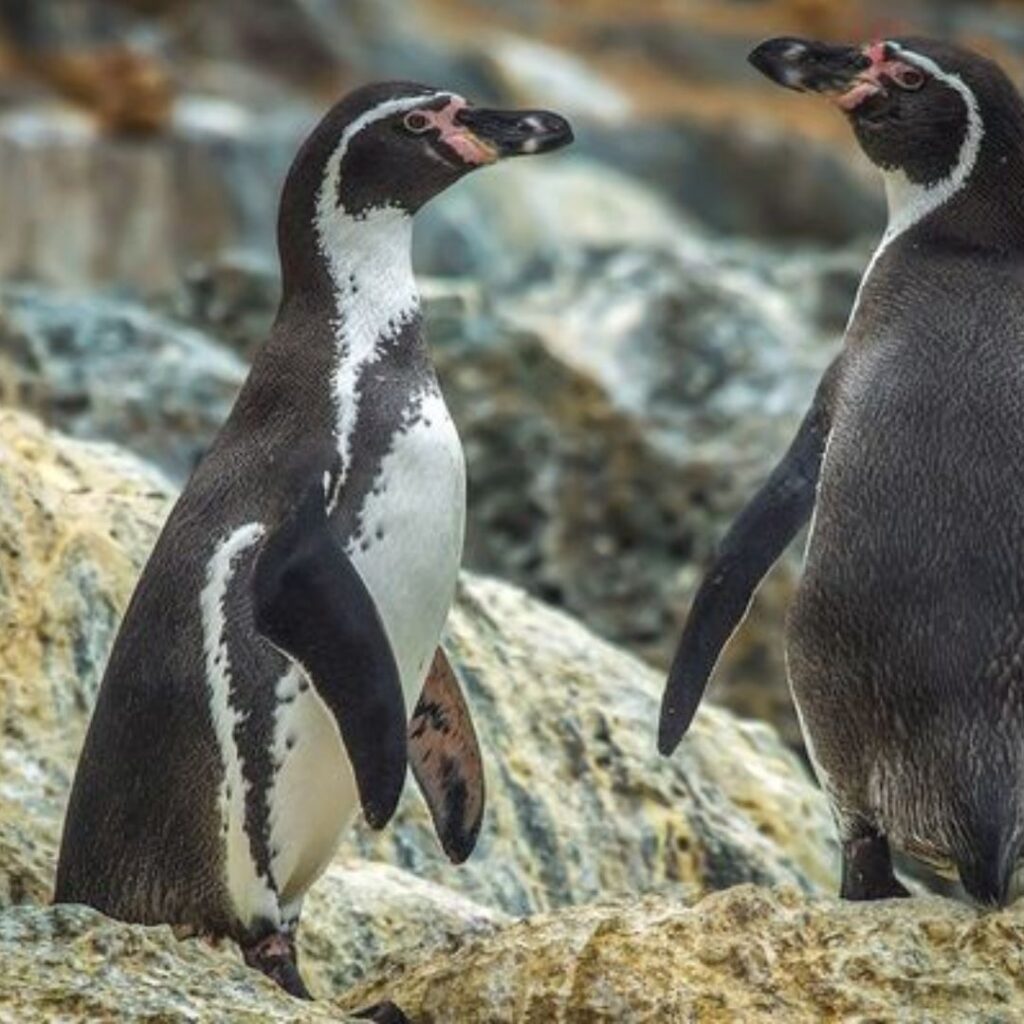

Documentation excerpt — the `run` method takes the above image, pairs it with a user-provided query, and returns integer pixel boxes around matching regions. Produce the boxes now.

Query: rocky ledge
[0,408,1019,1022]
[338,886,1024,1023]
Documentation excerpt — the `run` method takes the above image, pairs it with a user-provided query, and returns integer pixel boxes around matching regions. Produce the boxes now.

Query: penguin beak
[749,38,887,112]
[454,106,574,160]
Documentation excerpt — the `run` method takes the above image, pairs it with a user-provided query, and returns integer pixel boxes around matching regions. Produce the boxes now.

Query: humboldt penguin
[660,37,1024,905]
[55,81,573,1011]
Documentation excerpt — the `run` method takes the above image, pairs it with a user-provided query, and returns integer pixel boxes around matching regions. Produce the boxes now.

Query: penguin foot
[351,1000,410,1023]
[840,833,911,901]
[242,932,312,1000]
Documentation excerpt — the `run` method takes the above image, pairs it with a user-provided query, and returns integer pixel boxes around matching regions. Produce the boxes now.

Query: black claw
[352,1000,411,1024]
[241,932,312,1000]
[840,832,911,901]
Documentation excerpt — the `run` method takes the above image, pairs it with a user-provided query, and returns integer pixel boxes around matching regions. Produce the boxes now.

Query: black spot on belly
[326,315,438,549]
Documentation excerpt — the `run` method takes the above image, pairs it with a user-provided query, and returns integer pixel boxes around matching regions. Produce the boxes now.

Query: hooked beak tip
[748,38,812,90]
[456,107,574,163]
[748,36,873,101]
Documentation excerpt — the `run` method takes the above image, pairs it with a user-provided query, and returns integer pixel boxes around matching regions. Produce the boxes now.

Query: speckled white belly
[348,389,467,704]
[265,390,465,914]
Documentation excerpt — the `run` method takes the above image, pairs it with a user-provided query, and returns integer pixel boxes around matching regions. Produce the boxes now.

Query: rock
[345,574,837,913]
[415,158,701,283]
[0,408,834,923]
[176,250,280,361]
[0,97,310,295]
[576,117,884,243]
[0,903,354,1022]
[480,34,632,122]
[300,861,507,997]
[0,284,246,480]
[0,409,174,907]
[338,885,1024,1023]
[423,234,838,745]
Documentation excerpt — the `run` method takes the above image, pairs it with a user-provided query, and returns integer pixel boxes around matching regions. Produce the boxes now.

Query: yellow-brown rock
[339,885,1024,1023]
[0,903,354,1022]
[0,409,174,906]
[0,408,837,998]
[345,574,837,913]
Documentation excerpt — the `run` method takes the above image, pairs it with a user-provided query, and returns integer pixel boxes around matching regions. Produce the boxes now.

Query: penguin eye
[403,111,432,134]
[893,67,926,91]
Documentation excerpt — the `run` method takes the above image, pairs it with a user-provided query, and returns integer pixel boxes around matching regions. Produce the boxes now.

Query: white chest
[264,391,465,915]
[347,389,466,704]
[258,201,466,919]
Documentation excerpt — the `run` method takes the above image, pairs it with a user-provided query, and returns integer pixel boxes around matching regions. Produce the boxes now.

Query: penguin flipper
[658,359,841,756]
[253,481,406,831]
[409,646,485,863]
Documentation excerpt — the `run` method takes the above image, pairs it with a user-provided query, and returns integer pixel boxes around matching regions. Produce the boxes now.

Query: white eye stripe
[336,92,458,162]
[846,43,985,329]
[883,43,984,236]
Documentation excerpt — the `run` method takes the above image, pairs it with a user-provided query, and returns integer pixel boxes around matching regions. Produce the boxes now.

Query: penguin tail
[956,819,1023,908]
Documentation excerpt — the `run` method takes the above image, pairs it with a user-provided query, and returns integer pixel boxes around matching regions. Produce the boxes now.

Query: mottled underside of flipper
[409,646,485,863]
[658,361,839,756]
[252,481,407,830]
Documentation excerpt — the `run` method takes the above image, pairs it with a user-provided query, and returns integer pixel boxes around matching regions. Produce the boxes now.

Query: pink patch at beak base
[421,98,497,166]
[835,42,923,112]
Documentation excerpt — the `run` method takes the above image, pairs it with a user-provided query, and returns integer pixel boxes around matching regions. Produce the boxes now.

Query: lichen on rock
[337,885,1024,1023]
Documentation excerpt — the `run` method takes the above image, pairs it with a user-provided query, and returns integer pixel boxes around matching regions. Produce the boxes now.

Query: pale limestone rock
[0,410,836,998]
[300,861,507,997]
[0,409,174,912]
[339,885,1024,1023]
[0,903,354,1022]
[344,575,837,911]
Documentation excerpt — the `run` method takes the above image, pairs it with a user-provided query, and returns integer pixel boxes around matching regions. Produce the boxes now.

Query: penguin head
[292,81,571,217]
[276,82,572,296]
[748,37,1024,197]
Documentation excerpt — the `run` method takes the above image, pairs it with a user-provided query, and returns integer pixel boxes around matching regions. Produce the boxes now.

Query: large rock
[0,97,310,295]
[0,284,246,479]
[300,861,507,997]
[0,409,174,907]
[0,903,352,1022]
[338,885,1024,1023]
[0,410,834,950]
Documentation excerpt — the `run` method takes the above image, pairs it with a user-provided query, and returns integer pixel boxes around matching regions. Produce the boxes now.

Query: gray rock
[1,411,836,929]
[0,284,245,479]
[0,903,357,1022]
[0,97,310,295]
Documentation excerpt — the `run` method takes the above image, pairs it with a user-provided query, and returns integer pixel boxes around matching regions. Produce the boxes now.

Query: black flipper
[253,481,406,830]
[409,647,485,863]
[658,359,841,756]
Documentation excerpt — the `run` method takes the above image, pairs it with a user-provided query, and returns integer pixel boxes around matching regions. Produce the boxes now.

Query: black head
[749,37,1024,196]
[276,81,573,298]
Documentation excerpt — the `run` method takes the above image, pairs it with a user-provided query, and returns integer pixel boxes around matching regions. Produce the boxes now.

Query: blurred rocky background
[7,0,1024,743]
[3,0,1024,1019]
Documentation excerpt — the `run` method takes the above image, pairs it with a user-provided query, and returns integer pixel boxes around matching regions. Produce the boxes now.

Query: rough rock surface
[0,410,836,987]
[339,885,1024,1023]
[300,861,508,997]
[345,575,837,914]
[0,98,310,295]
[0,284,246,479]
[0,409,174,909]
[0,903,353,1022]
